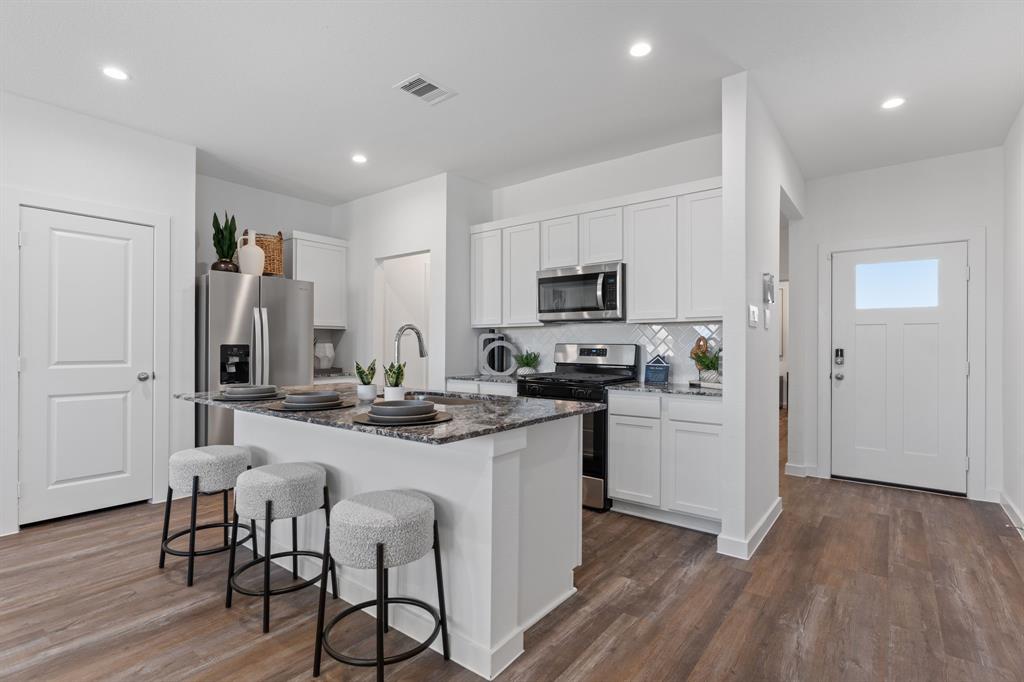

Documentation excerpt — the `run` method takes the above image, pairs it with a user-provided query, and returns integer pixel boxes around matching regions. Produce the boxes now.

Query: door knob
[834,372,844,381]
[137,371,151,382]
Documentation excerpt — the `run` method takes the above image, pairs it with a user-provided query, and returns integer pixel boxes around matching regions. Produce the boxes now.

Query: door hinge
[965,265,971,281]
[17,231,23,248]
[16,356,24,374]
[16,482,21,499]
[965,361,970,377]
[964,456,970,472]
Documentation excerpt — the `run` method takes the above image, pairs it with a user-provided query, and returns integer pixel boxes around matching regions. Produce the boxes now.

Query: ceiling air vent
[394,73,457,106]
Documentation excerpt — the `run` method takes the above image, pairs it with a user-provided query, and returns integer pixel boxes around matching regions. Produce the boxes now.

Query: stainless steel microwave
[537,262,624,322]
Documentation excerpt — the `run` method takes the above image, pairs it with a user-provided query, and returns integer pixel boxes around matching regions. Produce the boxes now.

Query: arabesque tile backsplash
[497,322,722,383]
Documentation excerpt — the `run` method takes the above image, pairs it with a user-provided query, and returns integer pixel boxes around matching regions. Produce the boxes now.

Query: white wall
[0,92,196,533]
[1003,104,1024,526]
[491,134,722,220]
[195,174,333,273]
[788,147,1005,501]
[719,72,805,558]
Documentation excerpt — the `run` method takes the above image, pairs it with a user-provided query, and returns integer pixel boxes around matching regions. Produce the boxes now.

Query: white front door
[831,242,968,493]
[19,207,155,523]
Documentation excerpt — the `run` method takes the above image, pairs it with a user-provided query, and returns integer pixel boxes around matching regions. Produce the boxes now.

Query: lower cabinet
[607,392,722,528]
[608,414,661,506]
[445,379,517,397]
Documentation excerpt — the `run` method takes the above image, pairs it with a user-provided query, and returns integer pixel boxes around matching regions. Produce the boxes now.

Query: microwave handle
[595,273,605,310]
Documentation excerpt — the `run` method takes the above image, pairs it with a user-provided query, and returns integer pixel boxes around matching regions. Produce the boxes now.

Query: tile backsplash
[496,322,722,384]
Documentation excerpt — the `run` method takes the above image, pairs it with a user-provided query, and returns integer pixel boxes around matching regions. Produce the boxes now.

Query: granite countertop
[446,374,518,384]
[176,382,603,445]
[609,381,724,399]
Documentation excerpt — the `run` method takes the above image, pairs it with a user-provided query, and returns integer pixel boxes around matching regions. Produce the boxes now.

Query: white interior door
[831,242,968,493]
[19,207,155,523]
[379,253,430,389]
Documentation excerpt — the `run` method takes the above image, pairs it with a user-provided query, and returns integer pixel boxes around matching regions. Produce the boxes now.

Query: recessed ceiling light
[881,97,905,110]
[629,42,652,58]
[351,153,367,164]
[102,65,129,81]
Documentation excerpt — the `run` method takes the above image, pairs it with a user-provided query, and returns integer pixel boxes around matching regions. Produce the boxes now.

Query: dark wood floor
[2,411,1023,681]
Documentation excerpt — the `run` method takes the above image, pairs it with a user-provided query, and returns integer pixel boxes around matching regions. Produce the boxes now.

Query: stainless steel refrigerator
[196,270,314,445]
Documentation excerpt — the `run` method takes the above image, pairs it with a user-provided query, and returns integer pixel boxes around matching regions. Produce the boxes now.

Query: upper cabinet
[579,207,623,265]
[540,215,579,269]
[471,230,503,327]
[284,231,347,329]
[624,198,677,322]
[677,190,723,320]
[502,223,541,326]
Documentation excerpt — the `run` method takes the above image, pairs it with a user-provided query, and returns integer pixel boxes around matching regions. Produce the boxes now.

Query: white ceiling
[1,2,1021,205]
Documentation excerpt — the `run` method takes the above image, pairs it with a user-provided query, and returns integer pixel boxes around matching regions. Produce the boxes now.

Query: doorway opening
[376,252,431,390]
[778,213,790,470]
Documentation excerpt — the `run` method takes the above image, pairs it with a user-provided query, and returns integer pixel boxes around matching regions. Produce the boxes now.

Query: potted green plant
[383,361,406,401]
[355,359,377,401]
[693,347,723,386]
[513,350,541,377]
[211,212,239,272]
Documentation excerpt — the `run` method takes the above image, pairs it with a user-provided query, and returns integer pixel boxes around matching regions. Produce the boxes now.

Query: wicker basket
[254,231,284,276]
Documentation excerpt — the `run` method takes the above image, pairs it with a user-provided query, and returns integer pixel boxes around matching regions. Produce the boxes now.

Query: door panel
[625,198,676,321]
[19,207,154,523]
[502,223,540,325]
[831,242,967,493]
[261,276,313,387]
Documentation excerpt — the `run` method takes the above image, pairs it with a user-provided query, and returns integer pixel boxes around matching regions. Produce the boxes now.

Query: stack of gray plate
[367,399,437,424]
[281,390,344,411]
[218,385,283,401]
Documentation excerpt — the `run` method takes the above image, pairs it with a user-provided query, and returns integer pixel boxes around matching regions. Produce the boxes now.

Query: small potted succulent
[355,359,378,401]
[513,350,541,376]
[693,346,723,386]
[211,212,239,272]
[383,361,406,401]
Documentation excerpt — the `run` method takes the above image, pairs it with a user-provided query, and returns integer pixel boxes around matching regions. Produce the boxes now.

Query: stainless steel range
[518,343,639,510]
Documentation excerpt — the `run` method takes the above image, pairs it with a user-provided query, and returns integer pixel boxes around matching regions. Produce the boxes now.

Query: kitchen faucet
[394,323,428,365]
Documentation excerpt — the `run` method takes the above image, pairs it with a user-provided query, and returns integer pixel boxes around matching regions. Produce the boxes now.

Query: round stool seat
[236,462,326,520]
[330,490,434,570]
[168,445,250,494]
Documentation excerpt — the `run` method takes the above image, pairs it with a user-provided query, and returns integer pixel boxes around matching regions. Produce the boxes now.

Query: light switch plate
[748,305,759,328]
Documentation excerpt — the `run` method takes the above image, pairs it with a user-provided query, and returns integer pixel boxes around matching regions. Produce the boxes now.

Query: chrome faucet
[394,323,428,365]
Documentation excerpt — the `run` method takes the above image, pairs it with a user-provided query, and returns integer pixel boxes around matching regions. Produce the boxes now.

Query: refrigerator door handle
[252,306,263,385]
[260,307,271,385]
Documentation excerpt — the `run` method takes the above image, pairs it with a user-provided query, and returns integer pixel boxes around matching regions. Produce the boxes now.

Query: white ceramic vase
[237,234,265,275]
[383,386,405,401]
[356,384,378,401]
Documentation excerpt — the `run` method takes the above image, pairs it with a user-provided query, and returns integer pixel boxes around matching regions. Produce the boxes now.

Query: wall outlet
[748,305,759,328]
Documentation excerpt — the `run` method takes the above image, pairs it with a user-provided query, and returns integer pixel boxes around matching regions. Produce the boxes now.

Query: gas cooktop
[518,371,633,386]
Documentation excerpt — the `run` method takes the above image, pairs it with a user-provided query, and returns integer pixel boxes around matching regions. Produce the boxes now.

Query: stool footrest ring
[162,522,252,557]
[230,550,324,596]
[321,597,442,667]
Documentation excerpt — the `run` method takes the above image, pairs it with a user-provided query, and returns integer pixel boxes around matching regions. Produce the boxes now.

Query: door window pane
[855,259,938,309]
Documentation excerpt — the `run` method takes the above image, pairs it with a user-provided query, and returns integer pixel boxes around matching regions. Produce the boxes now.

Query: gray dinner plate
[213,392,286,402]
[369,399,436,416]
[223,384,278,396]
[366,411,439,424]
[352,412,452,428]
[273,400,352,412]
[285,390,341,404]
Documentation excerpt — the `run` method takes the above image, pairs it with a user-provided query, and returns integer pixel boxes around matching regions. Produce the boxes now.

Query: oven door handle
[595,273,605,310]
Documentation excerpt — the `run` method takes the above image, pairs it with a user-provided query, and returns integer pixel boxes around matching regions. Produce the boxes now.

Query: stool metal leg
[376,543,385,682]
[323,486,339,599]
[382,568,389,633]
[263,500,273,633]
[292,517,299,579]
[433,520,450,660]
[225,510,240,608]
[222,490,229,546]
[312,527,331,677]
[158,486,172,568]
[250,519,259,560]
[186,476,199,587]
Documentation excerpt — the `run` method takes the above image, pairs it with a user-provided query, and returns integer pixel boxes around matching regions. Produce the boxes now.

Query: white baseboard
[610,501,721,535]
[783,462,814,477]
[716,497,783,560]
[1002,494,1024,541]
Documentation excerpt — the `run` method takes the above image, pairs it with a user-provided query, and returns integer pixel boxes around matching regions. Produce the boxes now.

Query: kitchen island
[177,384,603,680]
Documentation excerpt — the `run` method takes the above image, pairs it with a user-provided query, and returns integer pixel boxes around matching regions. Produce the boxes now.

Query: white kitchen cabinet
[471,231,503,327]
[624,198,677,321]
[285,231,348,329]
[479,382,518,397]
[540,215,579,269]
[661,419,720,518]
[502,223,540,326]
[446,379,481,394]
[579,207,623,265]
[608,414,661,507]
[678,190,723,319]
